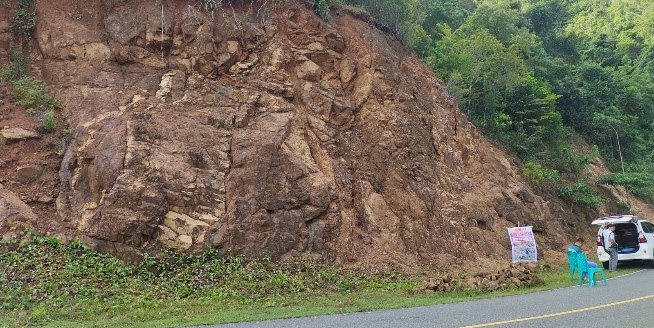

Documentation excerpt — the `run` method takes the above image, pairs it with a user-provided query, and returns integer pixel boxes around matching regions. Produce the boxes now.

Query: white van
[593,215,654,268]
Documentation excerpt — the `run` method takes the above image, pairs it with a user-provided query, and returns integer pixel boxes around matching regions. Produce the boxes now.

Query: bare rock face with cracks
[1,0,619,267]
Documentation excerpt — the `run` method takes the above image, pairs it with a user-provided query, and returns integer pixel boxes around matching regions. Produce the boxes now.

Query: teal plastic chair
[567,250,578,281]
[576,252,607,287]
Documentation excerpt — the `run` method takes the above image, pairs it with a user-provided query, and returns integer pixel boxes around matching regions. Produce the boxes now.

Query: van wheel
[602,261,610,269]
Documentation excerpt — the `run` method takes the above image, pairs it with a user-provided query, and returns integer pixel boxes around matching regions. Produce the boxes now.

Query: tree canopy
[343,0,654,203]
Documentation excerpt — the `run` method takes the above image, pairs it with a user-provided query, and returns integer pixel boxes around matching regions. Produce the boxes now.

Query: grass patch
[0,48,60,133]
[0,235,642,328]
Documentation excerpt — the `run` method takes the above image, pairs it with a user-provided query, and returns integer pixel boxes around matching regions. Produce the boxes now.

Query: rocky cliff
[1,0,650,268]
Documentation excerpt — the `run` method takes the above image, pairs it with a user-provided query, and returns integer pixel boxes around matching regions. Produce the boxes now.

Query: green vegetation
[11,0,36,40]
[522,161,560,185]
[313,0,332,21]
[0,235,414,327]
[0,55,59,133]
[0,235,639,328]
[0,47,29,82]
[599,171,654,203]
[558,181,604,209]
[9,76,58,112]
[1,0,60,133]
[343,0,654,205]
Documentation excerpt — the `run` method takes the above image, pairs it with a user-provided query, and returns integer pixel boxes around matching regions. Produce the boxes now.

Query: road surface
[201,269,654,328]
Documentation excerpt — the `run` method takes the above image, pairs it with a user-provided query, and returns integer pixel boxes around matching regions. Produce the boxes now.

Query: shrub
[11,0,36,38]
[5,75,60,133]
[545,145,599,175]
[0,48,29,82]
[599,172,654,203]
[40,109,56,133]
[522,161,560,185]
[203,0,221,12]
[558,181,603,208]
[314,0,331,21]
[9,76,58,112]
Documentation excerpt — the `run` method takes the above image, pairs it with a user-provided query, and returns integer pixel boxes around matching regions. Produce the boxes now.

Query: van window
[641,222,654,233]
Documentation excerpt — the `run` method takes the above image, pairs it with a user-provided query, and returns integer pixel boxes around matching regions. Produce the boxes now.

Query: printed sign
[507,226,538,263]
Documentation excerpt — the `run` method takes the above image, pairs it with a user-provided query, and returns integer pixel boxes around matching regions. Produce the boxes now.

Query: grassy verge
[0,235,642,328]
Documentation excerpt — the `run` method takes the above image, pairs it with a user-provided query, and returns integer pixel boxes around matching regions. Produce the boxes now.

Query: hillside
[0,0,652,270]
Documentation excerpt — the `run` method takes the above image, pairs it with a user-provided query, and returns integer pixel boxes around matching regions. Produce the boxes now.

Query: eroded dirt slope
[1,0,651,268]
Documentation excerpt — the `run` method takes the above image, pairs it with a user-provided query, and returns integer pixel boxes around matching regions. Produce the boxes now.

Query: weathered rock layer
[2,0,617,266]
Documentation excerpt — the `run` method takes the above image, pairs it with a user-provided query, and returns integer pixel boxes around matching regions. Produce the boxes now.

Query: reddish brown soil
[0,84,61,232]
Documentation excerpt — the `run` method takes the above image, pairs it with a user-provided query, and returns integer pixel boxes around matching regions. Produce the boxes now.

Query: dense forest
[339,0,654,205]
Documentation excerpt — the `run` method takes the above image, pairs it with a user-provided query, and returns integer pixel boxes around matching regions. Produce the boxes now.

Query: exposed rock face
[0,8,11,62]
[1,127,39,144]
[17,0,585,266]
[0,183,38,241]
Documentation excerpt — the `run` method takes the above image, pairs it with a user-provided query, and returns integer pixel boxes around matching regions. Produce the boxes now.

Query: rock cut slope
[2,0,581,267]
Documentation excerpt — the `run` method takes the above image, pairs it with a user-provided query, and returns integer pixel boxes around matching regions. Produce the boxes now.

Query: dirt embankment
[0,0,652,269]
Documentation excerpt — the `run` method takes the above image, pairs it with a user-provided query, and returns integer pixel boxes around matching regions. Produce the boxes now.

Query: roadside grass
[0,235,643,328]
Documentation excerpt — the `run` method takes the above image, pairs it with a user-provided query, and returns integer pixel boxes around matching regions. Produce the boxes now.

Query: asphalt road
[200,269,654,328]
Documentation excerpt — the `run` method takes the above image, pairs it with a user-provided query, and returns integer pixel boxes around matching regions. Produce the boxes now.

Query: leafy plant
[522,161,560,185]
[341,0,654,198]
[203,0,221,12]
[40,109,56,133]
[314,0,331,21]
[2,74,60,133]
[558,181,603,208]
[0,48,28,82]
[9,76,58,112]
[11,0,36,38]
[599,172,654,203]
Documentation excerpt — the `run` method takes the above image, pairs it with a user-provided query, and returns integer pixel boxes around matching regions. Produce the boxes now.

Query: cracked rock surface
[5,0,643,268]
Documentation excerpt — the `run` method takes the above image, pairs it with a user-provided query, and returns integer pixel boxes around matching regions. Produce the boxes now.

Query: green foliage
[11,0,36,38]
[428,2,570,166]
[558,181,604,208]
[546,145,599,175]
[314,0,331,21]
[0,237,637,327]
[0,236,416,326]
[1,0,60,134]
[9,75,58,114]
[2,74,60,133]
[40,109,56,133]
[599,173,654,203]
[203,0,221,12]
[0,48,28,82]
[343,0,429,53]
[343,0,654,205]
[522,161,560,185]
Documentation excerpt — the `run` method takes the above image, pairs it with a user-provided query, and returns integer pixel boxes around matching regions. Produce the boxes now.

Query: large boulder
[0,184,38,241]
[1,127,39,144]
